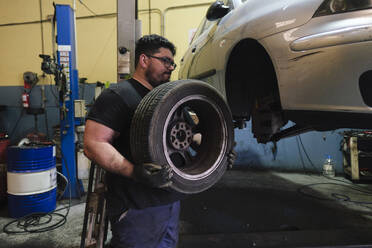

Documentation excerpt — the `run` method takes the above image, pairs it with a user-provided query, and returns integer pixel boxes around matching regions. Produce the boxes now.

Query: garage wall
[0,0,117,86]
[138,0,212,81]
[234,121,345,174]
[0,84,96,144]
[0,0,117,144]
[0,0,211,86]
[0,1,348,173]
[0,0,212,143]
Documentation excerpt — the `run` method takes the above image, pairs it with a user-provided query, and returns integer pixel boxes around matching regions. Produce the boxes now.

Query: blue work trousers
[109,201,180,248]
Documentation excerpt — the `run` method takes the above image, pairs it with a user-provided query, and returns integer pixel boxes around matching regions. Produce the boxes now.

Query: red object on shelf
[0,137,10,163]
[24,80,32,89]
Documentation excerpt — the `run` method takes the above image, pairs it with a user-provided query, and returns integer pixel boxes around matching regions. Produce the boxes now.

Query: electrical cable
[44,107,50,140]
[58,141,83,199]
[0,13,115,28]
[298,134,372,193]
[40,84,50,140]
[148,0,151,34]
[48,75,60,107]
[2,144,72,234]
[39,0,45,55]
[0,19,50,27]
[298,182,372,212]
[296,134,372,209]
[58,145,74,203]
[297,135,320,173]
[78,0,98,16]
[56,171,69,200]
[9,108,25,139]
[296,136,309,174]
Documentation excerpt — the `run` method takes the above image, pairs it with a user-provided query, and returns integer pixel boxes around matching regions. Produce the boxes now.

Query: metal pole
[55,4,81,198]
[117,0,136,78]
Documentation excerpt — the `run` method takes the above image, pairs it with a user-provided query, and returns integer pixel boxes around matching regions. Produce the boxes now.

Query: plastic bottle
[323,155,335,177]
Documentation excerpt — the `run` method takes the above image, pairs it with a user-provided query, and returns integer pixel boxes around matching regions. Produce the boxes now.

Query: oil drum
[7,145,57,218]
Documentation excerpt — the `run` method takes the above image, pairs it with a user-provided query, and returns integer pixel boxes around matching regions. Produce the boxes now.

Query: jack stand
[80,163,108,248]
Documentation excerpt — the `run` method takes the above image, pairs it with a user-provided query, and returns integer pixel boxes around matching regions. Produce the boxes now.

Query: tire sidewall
[147,80,234,193]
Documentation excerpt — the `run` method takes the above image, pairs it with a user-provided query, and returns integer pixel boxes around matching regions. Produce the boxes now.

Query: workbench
[342,131,372,181]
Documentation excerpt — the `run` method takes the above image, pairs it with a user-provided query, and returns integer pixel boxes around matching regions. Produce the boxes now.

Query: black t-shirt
[87,78,183,215]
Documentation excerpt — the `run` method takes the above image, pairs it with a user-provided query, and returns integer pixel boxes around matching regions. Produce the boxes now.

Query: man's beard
[145,66,171,88]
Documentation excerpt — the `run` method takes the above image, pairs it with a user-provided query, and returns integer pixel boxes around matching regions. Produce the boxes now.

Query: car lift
[40,4,84,198]
[56,4,84,199]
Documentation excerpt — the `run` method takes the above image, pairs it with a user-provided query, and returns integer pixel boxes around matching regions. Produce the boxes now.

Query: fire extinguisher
[22,91,30,108]
[21,71,38,109]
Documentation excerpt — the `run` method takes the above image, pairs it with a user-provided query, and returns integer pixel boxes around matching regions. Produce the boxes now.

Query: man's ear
[138,54,149,69]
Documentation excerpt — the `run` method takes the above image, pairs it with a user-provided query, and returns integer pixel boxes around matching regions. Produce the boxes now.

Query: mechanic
[84,34,184,248]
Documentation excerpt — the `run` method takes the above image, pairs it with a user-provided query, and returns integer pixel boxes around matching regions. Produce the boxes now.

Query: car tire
[130,79,234,194]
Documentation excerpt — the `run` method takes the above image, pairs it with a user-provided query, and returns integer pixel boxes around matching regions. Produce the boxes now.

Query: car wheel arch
[225,38,281,120]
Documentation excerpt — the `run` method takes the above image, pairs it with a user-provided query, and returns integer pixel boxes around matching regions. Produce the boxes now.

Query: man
[84,34,182,248]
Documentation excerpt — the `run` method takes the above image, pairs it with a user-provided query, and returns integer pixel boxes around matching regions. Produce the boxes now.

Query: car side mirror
[206,1,230,21]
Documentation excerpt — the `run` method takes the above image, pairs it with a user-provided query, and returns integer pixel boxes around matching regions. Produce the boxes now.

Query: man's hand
[133,163,173,188]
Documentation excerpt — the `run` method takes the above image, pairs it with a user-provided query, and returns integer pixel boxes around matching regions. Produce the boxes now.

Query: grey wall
[234,121,346,173]
[0,83,350,173]
[0,84,96,144]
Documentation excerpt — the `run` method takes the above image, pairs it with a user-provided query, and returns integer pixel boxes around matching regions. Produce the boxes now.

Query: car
[178,0,372,143]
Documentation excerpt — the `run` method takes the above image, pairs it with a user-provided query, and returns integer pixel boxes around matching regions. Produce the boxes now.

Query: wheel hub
[169,121,193,150]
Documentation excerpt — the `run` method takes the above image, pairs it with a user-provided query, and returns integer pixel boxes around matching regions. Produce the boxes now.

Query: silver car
[179,0,372,143]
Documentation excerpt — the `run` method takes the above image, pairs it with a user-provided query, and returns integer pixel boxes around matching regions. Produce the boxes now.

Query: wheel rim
[162,94,228,180]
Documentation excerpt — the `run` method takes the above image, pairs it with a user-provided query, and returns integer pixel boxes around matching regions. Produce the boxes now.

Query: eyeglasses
[145,54,177,69]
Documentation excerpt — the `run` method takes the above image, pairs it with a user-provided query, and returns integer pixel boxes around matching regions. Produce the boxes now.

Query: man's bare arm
[84,119,134,178]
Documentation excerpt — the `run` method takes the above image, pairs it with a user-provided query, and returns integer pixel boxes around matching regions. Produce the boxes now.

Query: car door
[188,0,235,80]
[187,19,218,80]
[178,17,206,79]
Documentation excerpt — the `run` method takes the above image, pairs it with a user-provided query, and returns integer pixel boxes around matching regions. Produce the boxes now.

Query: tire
[130,79,234,194]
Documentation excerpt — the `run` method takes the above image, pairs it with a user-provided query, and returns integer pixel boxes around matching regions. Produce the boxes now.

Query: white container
[77,150,90,179]
[323,155,335,177]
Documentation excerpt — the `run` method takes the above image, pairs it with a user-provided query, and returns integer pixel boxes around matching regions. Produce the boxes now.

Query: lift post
[55,4,82,198]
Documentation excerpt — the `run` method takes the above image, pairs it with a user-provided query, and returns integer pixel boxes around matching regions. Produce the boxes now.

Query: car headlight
[314,0,372,17]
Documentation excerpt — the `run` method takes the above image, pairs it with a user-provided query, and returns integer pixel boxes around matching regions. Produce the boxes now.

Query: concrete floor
[1,169,372,248]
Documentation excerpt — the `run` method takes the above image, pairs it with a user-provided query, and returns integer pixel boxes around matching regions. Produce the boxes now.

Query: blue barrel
[7,145,56,172]
[7,145,57,218]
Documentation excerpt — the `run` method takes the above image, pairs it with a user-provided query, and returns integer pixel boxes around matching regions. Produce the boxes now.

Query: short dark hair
[135,34,176,67]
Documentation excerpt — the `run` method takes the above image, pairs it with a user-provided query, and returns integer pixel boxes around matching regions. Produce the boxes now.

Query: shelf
[343,136,372,181]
